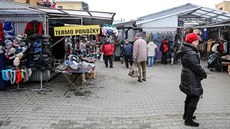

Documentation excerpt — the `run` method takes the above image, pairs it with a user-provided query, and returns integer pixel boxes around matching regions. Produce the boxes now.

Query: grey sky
[82,0,223,21]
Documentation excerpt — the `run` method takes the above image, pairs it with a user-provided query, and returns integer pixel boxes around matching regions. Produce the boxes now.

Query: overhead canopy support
[0,1,116,22]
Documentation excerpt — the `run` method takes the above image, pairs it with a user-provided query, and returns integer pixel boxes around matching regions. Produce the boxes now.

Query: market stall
[0,1,116,91]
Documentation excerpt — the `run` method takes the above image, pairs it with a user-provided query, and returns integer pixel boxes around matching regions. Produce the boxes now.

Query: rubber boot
[183,104,196,120]
[185,106,199,127]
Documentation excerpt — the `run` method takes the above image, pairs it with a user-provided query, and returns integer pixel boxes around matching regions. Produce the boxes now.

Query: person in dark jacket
[207,50,223,71]
[160,39,169,64]
[122,40,133,68]
[176,33,207,127]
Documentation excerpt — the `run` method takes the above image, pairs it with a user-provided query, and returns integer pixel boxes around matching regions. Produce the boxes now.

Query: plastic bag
[100,53,104,61]
[128,62,140,77]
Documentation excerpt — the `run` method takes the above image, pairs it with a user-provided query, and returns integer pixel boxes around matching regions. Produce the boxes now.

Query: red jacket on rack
[24,20,43,36]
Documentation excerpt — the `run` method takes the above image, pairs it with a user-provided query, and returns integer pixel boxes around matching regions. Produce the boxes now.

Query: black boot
[185,106,199,127]
[183,104,196,120]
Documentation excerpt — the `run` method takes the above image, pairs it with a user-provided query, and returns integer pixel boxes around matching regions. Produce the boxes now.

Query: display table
[54,70,85,96]
[55,63,95,95]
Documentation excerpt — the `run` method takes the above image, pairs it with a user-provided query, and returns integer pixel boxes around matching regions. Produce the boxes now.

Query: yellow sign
[54,25,100,36]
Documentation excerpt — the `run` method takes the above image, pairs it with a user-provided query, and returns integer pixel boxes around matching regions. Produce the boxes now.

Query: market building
[55,0,89,11]
[114,3,230,69]
[216,0,230,12]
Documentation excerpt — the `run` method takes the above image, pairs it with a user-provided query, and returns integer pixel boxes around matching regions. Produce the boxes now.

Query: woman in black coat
[176,33,207,127]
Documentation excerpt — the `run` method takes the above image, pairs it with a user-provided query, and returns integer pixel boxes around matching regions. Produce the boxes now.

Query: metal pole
[40,71,43,90]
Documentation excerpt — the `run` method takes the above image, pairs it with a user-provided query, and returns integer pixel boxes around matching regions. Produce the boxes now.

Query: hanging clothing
[3,21,15,42]
[24,20,43,36]
[128,29,135,42]
[223,41,228,53]
[0,22,3,41]
[218,43,224,54]
[0,40,6,90]
[115,45,121,57]
[207,40,213,52]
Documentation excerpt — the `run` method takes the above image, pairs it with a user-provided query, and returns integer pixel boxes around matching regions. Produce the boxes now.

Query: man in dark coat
[176,33,207,127]
[122,39,133,68]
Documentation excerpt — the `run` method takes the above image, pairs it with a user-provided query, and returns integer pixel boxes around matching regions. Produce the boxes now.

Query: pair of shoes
[137,80,142,82]
[0,89,6,91]
[142,79,146,81]
[105,66,108,68]
[110,66,113,68]
[184,106,199,127]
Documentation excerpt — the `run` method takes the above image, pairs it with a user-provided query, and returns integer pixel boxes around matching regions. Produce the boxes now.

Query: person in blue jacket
[122,40,133,68]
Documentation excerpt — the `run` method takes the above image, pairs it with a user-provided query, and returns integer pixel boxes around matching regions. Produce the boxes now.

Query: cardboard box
[85,69,96,79]
[228,65,230,75]
[67,73,86,85]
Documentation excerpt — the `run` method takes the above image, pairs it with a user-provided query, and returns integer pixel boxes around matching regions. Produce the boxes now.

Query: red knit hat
[185,33,199,43]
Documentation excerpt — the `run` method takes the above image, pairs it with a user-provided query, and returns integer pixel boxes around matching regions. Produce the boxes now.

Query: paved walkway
[0,61,229,129]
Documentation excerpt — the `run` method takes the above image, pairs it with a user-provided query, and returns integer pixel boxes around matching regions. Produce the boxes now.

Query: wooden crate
[228,65,230,75]
[85,69,96,79]
[67,73,86,85]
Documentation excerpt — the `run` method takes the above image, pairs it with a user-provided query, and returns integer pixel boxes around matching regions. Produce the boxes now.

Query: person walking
[176,33,207,127]
[122,39,133,68]
[101,38,114,68]
[147,40,157,67]
[133,33,147,82]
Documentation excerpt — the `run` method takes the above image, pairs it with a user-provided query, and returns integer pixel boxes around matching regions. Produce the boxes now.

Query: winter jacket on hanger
[24,20,43,36]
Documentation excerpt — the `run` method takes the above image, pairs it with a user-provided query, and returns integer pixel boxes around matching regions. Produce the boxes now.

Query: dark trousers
[124,55,133,68]
[104,55,113,67]
[161,52,168,64]
[185,95,200,108]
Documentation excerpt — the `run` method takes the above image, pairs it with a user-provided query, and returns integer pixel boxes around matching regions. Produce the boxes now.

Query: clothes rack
[32,71,50,93]
[9,67,28,92]
[9,83,28,92]
[28,35,52,93]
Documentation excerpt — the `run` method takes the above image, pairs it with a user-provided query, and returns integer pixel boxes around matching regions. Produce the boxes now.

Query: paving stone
[0,61,229,129]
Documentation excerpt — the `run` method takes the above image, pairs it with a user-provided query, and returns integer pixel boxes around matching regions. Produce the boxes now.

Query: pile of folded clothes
[55,54,95,73]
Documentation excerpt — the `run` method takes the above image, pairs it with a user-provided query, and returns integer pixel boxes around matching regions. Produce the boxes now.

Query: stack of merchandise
[1,34,32,86]
[4,34,28,67]
[55,54,95,73]
[27,35,52,71]
[101,24,118,37]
